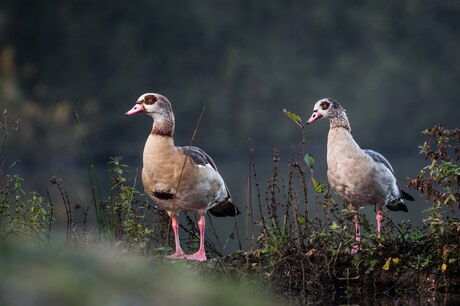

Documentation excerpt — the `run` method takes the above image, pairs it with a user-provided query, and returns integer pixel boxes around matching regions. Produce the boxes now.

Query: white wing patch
[198,163,215,170]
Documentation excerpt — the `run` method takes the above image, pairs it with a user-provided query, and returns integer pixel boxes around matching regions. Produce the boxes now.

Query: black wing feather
[401,189,415,201]
[181,146,209,166]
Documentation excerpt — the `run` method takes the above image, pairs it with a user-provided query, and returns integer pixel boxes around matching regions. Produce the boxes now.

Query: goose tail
[386,199,409,212]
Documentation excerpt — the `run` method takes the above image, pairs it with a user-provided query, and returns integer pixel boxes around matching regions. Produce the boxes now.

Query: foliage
[224,123,460,303]
[0,174,53,242]
[106,156,153,252]
[0,110,53,242]
[56,155,170,255]
[407,125,459,272]
[56,154,225,256]
[1,106,459,303]
[282,109,303,128]
[408,124,460,210]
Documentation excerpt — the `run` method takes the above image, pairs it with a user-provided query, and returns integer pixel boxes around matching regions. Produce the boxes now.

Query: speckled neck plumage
[330,112,351,132]
[151,112,175,137]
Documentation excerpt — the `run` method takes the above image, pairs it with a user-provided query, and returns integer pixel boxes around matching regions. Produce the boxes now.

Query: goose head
[306,98,345,125]
[125,93,173,118]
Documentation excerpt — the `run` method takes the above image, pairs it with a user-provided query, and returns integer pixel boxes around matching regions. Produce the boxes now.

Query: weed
[408,124,459,272]
[0,110,53,242]
[408,124,460,210]
[207,123,460,303]
[0,105,459,304]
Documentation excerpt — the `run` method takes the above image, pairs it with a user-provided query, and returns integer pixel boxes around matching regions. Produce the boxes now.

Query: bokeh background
[1,0,459,228]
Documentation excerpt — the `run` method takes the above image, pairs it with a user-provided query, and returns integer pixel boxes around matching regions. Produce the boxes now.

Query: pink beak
[306,111,323,125]
[125,103,144,116]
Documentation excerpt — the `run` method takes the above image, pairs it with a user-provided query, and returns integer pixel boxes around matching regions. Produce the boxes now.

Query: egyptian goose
[306,98,414,252]
[125,93,239,261]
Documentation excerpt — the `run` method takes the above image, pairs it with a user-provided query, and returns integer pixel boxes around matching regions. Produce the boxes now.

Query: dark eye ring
[320,102,329,110]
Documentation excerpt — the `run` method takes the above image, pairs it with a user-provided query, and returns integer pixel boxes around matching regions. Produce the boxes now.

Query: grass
[0,107,459,304]
[0,241,280,306]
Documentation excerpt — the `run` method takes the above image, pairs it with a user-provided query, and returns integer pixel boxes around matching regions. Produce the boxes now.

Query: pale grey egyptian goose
[125,93,239,261]
[306,98,413,253]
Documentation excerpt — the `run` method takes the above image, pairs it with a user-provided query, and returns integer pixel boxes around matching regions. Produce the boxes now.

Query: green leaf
[305,153,315,168]
[443,194,455,204]
[329,221,339,231]
[283,109,303,126]
[297,217,306,225]
[311,177,323,193]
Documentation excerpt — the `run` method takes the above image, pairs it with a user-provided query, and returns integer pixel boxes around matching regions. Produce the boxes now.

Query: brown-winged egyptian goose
[125,93,239,261]
[306,98,414,253]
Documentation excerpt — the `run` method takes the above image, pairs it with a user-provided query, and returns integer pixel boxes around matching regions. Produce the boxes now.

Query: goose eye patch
[320,102,329,110]
[145,96,157,105]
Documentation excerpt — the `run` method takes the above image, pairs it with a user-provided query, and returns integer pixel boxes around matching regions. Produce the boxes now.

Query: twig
[0,110,8,173]
[43,185,54,244]
[249,139,267,248]
[164,106,206,252]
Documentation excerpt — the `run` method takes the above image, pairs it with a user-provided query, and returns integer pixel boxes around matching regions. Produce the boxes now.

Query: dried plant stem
[43,185,54,243]
[50,177,73,242]
[0,110,8,173]
[249,139,268,242]
[165,106,206,252]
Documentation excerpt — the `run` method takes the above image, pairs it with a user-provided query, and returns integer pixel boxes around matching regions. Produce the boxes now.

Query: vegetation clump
[0,109,458,304]
[203,123,459,304]
[0,111,53,243]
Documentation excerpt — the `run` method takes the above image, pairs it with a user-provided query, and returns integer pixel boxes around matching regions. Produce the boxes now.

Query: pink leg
[351,212,361,254]
[376,208,382,239]
[185,215,207,262]
[166,216,186,259]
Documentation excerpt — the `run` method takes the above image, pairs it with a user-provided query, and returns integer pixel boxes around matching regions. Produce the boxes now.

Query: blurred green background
[1,0,459,223]
[0,242,280,306]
